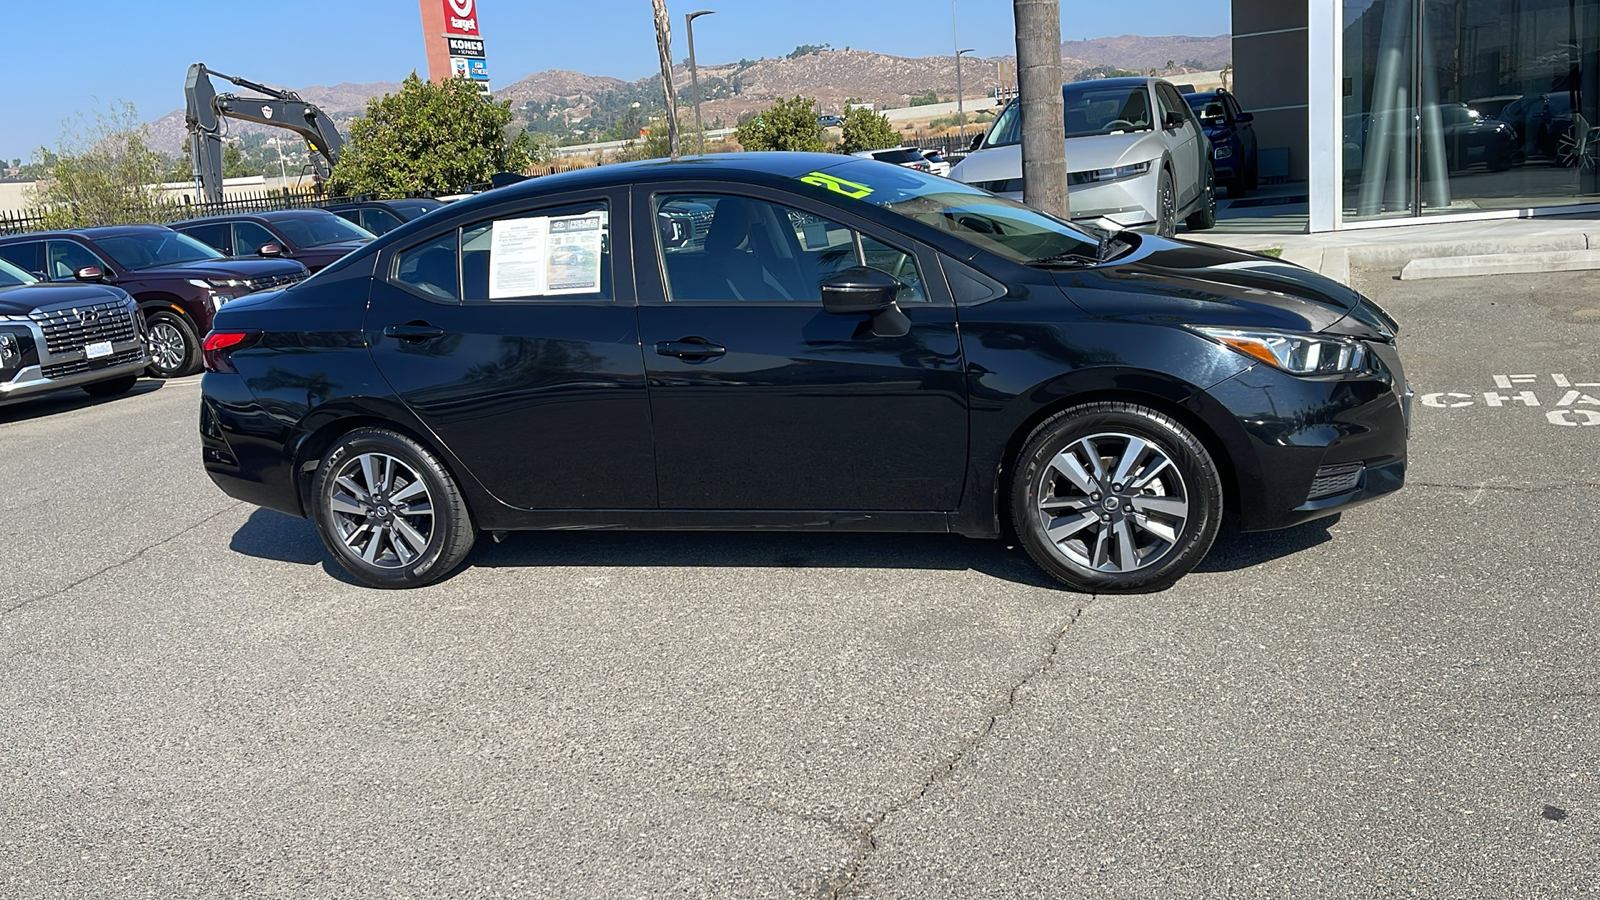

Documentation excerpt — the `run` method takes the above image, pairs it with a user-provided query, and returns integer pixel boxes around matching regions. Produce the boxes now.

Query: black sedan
[199,152,1410,592]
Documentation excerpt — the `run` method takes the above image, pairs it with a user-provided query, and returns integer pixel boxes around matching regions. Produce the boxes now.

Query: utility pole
[686,10,715,155]
[956,48,975,143]
[1013,0,1069,218]
[652,0,681,159]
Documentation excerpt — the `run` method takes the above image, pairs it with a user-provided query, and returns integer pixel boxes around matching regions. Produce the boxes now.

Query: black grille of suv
[41,347,145,379]
[30,300,139,355]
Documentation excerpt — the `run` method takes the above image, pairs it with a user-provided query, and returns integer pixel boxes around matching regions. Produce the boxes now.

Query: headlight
[189,278,245,289]
[1213,145,1234,159]
[1192,327,1369,376]
[0,331,19,369]
[1068,161,1152,186]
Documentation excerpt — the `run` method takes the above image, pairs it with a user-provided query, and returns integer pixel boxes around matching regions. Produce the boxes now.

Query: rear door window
[0,241,44,277]
[361,208,405,236]
[460,200,610,302]
[180,223,233,256]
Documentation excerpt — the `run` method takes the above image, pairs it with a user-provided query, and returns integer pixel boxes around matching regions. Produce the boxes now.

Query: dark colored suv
[0,256,148,405]
[0,226,309,378]
[171,209,374,273]
[325,199,446,237]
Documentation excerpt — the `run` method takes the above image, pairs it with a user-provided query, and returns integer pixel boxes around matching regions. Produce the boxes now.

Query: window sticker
[488,212,604,298]
[797,171,874,199]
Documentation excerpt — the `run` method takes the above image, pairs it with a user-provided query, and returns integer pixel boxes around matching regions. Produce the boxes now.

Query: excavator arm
[185,63,346,203]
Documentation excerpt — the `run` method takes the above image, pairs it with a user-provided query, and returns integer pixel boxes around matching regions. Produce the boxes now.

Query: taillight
[202,330,260,374]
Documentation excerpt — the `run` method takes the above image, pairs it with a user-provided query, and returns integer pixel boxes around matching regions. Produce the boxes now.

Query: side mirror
[74,265,109,283]
[1163,111,1188,131]
[256,243,286,258]
[821,266,899,315]
[969,133,984,151]
[1236,112,1255,124]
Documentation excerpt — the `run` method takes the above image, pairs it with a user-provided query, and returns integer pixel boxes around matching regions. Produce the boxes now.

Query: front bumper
[1205,344,1410,532]
[0,301,148,407]
[998,171,1160,233]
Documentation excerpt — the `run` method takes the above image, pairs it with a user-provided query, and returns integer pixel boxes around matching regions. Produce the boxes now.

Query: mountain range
[140,35,1232,155]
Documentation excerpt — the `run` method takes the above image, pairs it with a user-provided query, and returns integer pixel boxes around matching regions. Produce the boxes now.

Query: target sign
[443,0,478,35]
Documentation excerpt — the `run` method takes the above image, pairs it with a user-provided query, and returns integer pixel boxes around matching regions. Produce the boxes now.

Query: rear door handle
[655,339,726,360]
[383,323,445,341]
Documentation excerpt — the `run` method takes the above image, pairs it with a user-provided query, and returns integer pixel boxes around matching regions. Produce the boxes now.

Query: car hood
[951,132,1164,184]
[126,259,309,281]
[0,282,129,315]
[1058,235,1381,335]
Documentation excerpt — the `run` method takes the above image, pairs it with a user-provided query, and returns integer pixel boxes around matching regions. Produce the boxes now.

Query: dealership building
[1233,0,1600,231]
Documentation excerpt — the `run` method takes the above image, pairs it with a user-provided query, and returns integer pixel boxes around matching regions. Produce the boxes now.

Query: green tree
[25,101,178,228]
[223,144,251,178]
[735,96,825,152]
[839,106,899,154]
[328,73,533,196]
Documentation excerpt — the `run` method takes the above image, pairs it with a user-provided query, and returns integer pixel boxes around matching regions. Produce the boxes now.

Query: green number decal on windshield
[798,172,874,199]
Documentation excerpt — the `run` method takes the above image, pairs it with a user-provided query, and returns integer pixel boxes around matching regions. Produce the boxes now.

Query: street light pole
[686,10,715,156]
[956,48,975,143]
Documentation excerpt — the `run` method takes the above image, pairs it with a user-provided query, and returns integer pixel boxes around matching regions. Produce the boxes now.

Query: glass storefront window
[1344,0,1600,222]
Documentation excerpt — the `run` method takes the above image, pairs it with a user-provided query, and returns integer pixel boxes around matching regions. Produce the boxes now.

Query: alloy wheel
[148,321,187,373]
[1034,431,1190,573]
[326,452,436,569]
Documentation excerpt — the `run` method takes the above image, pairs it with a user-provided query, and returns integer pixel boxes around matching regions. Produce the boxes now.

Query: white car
[920,148,953,177]
[848,147,932,174]
[950,77,1216,235]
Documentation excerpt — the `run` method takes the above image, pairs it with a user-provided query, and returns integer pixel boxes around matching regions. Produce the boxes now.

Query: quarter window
[654,194,925,303]
[460,200,610,302]
[395,233,460,302]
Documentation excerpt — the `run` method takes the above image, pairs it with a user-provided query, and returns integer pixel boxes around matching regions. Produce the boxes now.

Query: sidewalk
[1183,184,1600,282]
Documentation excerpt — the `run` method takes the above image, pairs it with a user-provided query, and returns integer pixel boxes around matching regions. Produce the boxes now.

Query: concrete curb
[1400,248,1600,280]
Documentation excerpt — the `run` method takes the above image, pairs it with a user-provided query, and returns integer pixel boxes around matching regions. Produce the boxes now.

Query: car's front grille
[1308,463,1365,500]
[41,347,145,379]
[245,272,307,292]
[30,300,139,355]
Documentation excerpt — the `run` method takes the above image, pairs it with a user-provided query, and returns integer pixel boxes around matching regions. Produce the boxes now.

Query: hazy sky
[0,0,1231,160]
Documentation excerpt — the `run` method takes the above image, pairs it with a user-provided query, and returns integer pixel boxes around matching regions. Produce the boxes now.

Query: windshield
[986,82,1155,146]
[1185,93,1227,123]
[95,231,224,270]
[0,256,39,287]
[270,213,374,247]
[800,159,1101,264]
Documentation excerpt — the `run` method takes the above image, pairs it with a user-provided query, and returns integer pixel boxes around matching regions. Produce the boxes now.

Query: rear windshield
[269,213,374,247]
[96,231,224,270]
[871,148,924,164]
[986,83,1155,146]
[0,256,38,287]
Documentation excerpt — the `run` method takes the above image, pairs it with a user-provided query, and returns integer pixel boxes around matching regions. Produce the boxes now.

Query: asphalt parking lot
[2,269,1596,899]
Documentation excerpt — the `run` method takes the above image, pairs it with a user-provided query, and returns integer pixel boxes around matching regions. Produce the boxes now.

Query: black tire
[145,310,201,378]
[1155,169,1178,237]
[311,427,476,588]
[81,374,137,398]
[1009,402,1224,594]
[1245,157,1259,191]
[1185,165,1218,231]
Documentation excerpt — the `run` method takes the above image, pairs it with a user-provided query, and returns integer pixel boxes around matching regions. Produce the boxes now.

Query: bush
[839,106,900,154]
[25,101,178,229]
[735,97,826,152]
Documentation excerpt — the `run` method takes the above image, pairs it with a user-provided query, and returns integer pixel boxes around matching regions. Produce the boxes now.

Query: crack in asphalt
[1,502,243,617]
[1410,480,1600,495]
[820,604,1091,899]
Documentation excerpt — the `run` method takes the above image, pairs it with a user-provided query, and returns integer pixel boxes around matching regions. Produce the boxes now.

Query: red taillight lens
[202,330,260,374]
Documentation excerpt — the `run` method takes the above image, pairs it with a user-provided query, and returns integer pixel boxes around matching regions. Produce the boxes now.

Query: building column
[1307,0,1340,232]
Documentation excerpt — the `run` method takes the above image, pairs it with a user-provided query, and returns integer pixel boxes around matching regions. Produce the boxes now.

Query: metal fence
[0,209,49,237]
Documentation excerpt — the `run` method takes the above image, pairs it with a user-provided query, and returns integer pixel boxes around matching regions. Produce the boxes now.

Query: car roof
[1069,76,1158,89]
[0,224,175,242]
[170,208,340,227]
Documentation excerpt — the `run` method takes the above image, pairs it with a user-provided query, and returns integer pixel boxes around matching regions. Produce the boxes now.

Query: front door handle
[384,323,445,341]
[656,339,726,360]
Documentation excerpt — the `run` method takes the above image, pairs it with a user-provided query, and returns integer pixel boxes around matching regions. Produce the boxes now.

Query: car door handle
[383,323,445,341]
[655,339,726,360]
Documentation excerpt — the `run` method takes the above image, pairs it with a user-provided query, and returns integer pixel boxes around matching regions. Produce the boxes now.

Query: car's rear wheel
[145,311,200,378]
[1156,170,1178,237]
[1010,402,1223,593]
[1186,165,1218,231]
[311,427,475,589]
[81,374,137,398]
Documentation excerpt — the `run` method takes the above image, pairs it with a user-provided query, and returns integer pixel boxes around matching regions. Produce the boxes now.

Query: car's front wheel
[145,311,200,378]
[311,427,476,588]
[1010,402,1224,593]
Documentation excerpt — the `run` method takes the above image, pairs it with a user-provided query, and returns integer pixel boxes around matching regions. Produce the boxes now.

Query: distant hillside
[1060,34,1232,72]
[139,36,1231,153]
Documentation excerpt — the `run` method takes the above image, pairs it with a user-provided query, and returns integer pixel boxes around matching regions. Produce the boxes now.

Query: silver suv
[0,255,147,406]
